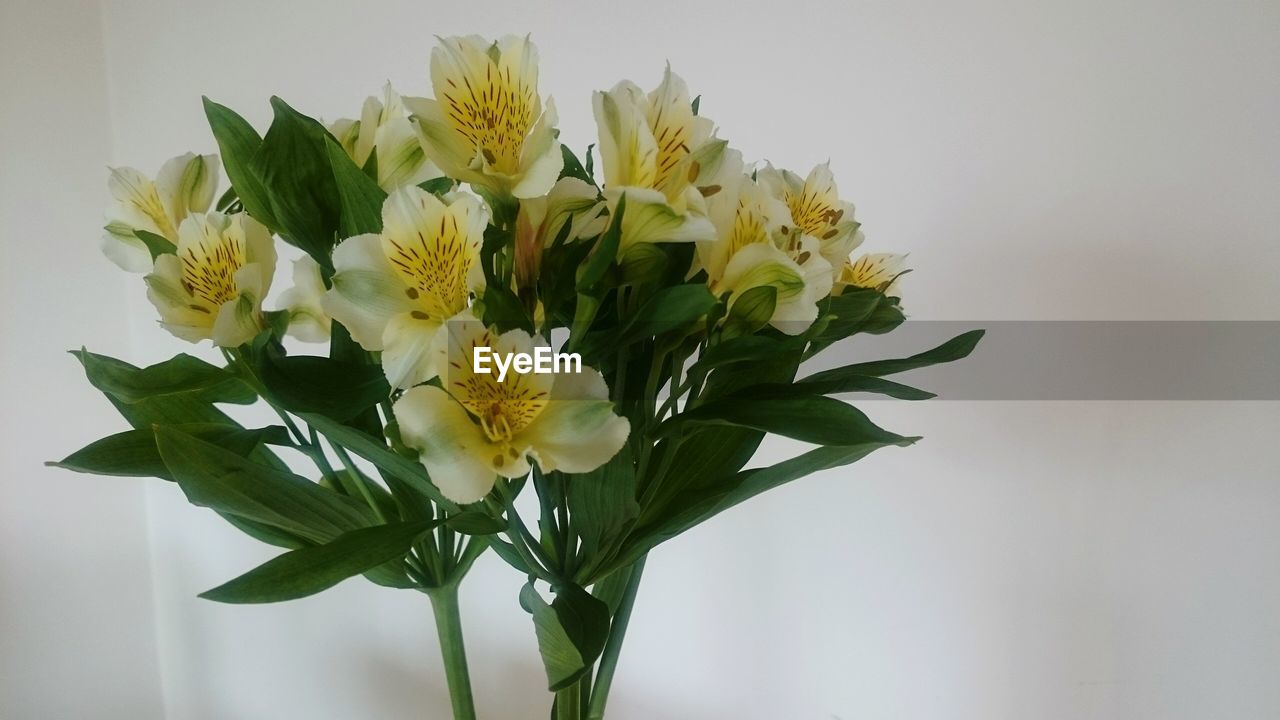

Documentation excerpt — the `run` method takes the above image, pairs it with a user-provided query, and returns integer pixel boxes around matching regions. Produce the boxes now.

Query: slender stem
[428,585,478,720]
[585,556,647,720]
[555,678,582,720]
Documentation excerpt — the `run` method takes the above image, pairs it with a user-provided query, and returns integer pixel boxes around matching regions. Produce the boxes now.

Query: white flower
[757,162,863,270]
[278,255,332,343]
[322,186,487,389]
[393,319,630,503]
[405,35,562,199]
[103,153,219,272]
[592,67,739,256]
[700,174,833,334]
[329,84,443,191]
[143,212,275,347]
[835,253,910,297]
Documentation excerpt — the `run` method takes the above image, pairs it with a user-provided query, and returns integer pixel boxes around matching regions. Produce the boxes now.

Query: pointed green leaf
[806,329,986,379]
[202,97,279,231]
[156,426,375,543]
[200,520,438,603]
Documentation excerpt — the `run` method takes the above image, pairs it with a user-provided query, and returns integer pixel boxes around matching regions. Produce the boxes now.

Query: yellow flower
[329,84,443,191]
[593,66,739,255]
[322,186,487,389]
[405,35,562,199]
[143,212,275,347]
[701,174,833,334]
[835,253,909,297]
[104,153,219,272]
[757,162,863,269]
[393,319,629,503]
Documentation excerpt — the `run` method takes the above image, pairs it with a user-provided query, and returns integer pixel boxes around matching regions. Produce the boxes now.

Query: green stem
[585,556,647,720]
[555,678,582,720]
[428,585,477,720]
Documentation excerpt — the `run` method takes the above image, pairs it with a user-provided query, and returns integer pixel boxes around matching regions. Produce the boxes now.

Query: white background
[2,0,1278,718]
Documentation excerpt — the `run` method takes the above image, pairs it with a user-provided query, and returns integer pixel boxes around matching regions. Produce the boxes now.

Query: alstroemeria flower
[405,35,562,199]
[593,67,739,256]
[393,319,630,503]
[322,186,487,389]
[757,163,863,269]
[330,84,443,191]
[699,175,832,334]
[278,255,332,343]
[514,177,607,290]
[103,153,219,272]
[143,212,275,347]
[834,253,909,297]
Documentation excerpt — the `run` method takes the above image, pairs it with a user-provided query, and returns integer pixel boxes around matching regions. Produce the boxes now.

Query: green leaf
[418,177,456,196]
[74,349,254,405]
[156,426,376,543]
[772,375,935,400]
[559,145,596,186]
[660,394,911,447]
[806,329,986,379]
[251,96,342,268]
[51,424,281,481]
[70,352,303,549]
[257,350,389,422]
[202,97,279,231]
[299,412,460,513]
[325,135,387,237]
[577,193,625,291]
[482,283,534,334]
[133,230,175,261]
[521,582,611,691]
[567,447,638,575]
[615,284,715,345]
[490,538,531,574]
[199,520,438,603]
[614,441,907,569]
[446,511,506,536]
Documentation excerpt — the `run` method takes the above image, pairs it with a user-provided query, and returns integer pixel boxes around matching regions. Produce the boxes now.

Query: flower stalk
[428,584,478,720]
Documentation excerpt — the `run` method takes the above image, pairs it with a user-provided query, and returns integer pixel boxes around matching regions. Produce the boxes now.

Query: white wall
[0,1,164,718]
[2,0,1277,718]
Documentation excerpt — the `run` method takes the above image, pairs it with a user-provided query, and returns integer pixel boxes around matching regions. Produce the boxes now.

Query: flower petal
[394,385,500,504]
[325,233,415,350]
[381,312,444,389]
[522,396,629,474]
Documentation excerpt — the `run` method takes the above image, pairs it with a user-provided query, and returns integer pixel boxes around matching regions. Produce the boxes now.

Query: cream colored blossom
[699,174,833,334]
[143,212,274,347]
[278,255,332,343]
[593,67,739,256]
[330,84,443,191]
[393,319,629,503]
[322,186,487,389]
[404,35,562,199]
[757,162,863,270]
[103,153,219,272]
[834,253,909,297]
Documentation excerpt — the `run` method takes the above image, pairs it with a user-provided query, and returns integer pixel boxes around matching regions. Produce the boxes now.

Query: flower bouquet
[55,34,982,719]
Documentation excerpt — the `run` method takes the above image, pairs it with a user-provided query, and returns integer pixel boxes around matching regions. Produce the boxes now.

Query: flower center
[648,105,691,193]
[384,213,474,320]
[126,178,177,240]
[180,230,245,306]
[449,356,549,443]
[785,184,843,240]
[439,60,535,174]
